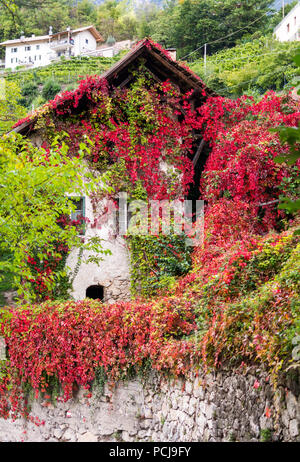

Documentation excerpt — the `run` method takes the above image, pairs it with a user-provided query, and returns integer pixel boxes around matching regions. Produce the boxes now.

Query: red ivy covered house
[11,39,212,303]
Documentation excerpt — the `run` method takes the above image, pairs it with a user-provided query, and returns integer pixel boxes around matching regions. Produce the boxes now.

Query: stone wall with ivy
[0,368,299,442]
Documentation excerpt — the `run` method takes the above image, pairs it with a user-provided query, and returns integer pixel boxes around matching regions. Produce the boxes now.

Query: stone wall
[0,368,299,442]
[102,275,131,304]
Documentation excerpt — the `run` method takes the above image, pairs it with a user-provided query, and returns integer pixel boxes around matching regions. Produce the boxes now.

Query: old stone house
[11,39,212,303]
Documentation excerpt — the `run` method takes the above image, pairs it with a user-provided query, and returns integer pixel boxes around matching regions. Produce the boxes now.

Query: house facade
[0,26,103,70]
[94,39,133,58]
[274,2,300,42]
[11,40,211,303]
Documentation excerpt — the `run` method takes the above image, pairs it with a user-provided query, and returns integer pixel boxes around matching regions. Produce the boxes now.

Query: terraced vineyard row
[2,54,123,88]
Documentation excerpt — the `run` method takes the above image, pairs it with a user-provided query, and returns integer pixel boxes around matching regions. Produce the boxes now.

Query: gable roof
[101,38,208,94]
[274,1,300,33]
[51,25,103,42]
[0,35,50,46]
[11,38,212,136]
[0,26,103,47]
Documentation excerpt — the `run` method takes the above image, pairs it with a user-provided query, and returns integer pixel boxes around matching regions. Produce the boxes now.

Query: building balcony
[49,39,74,51]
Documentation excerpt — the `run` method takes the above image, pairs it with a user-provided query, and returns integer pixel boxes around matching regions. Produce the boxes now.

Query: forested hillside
[0,0,297,55]
[1,1,300,134]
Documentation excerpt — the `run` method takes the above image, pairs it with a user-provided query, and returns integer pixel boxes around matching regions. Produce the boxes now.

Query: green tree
[0,80,26,135]
[148,0,275,58]
[135,1,159,39]
[0,134,112,301]
[76,0,97,26]
[274,51,300,214]
[97,0,122,39]
[19,80,39,108]
[96,0,138,41]
[0,0,74,39]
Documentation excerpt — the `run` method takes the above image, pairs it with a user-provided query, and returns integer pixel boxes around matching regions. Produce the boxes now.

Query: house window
[25,46,31,51]
[115,196,132,235]
[39,55,41,60]
[70,197,85,222]
[86,285,104,301]
[85,38,89,44]
[36,44,40,50]
[287,23,290,33]
[295,17,297,26]
[69,197,85,234]
[11,47,18,53]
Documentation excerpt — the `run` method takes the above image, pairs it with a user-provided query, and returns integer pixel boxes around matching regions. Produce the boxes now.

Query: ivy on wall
[129,233,192,298]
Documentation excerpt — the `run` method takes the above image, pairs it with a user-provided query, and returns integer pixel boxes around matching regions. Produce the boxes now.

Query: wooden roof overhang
[101,39,210,96]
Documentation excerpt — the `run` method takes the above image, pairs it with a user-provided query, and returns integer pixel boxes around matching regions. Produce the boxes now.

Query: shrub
[42,78,61,101]
[19,81,39,108]
[0,227,298,421]
[0,297,196,418]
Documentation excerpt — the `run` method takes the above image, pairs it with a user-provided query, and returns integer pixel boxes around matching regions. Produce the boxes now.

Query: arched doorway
[86,285,104,301]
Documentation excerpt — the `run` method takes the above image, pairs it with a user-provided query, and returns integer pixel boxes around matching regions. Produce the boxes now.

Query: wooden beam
[118,74,134,89]
[192,139,205,167]
[147,61,173,81]
[143,66,162,84]
[148,49,200,90]
[147,61,191,95]
[101,47,145,82]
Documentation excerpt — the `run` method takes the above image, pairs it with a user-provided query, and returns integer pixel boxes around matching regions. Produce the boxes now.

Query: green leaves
[278,197,300,213]
[293,49,300,67]
[191,38,300,97]
[0,133,111,302]
[272,48,300,214]
[129,231,192,298]
[272,125,300,165]
[0,80,27,135]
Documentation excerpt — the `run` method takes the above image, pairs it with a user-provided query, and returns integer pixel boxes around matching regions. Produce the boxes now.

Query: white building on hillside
[94,39,133,58]
[0,26,103,70]
[274,2,300,42]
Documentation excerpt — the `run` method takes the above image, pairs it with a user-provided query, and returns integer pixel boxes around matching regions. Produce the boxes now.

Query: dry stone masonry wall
[0,368,299,442]
[103,276,131,304]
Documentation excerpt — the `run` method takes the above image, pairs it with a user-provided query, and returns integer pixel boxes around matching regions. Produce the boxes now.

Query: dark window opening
[70,197,85,221]
[70,197,86,234]
[187,138,211,220]
[86,285,104,301]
